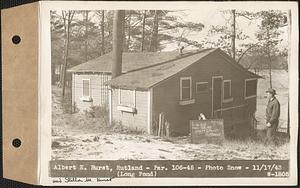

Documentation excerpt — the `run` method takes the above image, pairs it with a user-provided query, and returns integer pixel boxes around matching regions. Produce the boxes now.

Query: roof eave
[249,73,263,79]
[104,48,217,90]
[107,84,149,91]
[68,70,112,74]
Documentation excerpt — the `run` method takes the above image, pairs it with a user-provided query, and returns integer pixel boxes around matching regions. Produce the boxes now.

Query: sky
[54,8,289,52]
[163,9,288,51]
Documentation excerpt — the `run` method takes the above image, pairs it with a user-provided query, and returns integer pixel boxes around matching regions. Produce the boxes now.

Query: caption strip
[50,160,289,183]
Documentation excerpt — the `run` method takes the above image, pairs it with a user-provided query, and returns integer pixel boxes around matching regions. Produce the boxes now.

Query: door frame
[211,76,223,117]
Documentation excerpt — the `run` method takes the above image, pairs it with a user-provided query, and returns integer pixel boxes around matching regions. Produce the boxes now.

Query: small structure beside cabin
[105,48,261,138]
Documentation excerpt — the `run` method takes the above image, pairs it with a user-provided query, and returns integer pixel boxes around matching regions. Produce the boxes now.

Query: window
[223,80,233,102]
[119,89,135,107]
[118,89,136,113]
[180,77,192,100]
[179,77,195,105]
[245,79,257,99]
[196,82,208,93]
[82,79,90,97]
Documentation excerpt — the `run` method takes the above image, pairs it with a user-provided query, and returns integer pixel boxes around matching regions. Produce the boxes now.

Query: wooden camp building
[69,48,261,137]
[105,48,261,137]
[68,51,190,110]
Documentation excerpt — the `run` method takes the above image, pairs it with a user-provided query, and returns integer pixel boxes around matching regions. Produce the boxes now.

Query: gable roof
[216,49,261,78]
[68,50,188,73]
[105,48,261,90]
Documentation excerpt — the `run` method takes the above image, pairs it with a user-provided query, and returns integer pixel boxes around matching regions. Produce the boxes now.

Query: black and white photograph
[30,1,298,186]
[1,1,297,186]
[51,7,290,161]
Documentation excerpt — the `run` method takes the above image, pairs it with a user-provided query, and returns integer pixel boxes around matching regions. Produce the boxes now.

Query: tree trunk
[101,10,105,55]
[126,11,132,51]
[61,11,74,98]
[149,10,159,52]
[51,62,56,85]
[266,29,272,89]
[231,9,236,60]
[141,10,147,52]
[122,11,127,52]
[112,10,125,78]
[84,10,89,62]
[59,11,67,86]
[268,55,272,89]
[59,64,63,85]
[287,9,291,138]
[237,43,257,64]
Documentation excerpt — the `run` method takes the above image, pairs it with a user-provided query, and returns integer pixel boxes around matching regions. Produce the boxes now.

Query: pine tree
[255,10,286,88]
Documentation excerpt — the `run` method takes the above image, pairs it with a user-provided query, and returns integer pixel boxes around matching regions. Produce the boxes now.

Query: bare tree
[266,29,273,88]
[95,10,106,55]
[125,10,132,51]
[101,10,105,55]
[84,10,89,62]
[287,9,291,139]
[141,10,147,52]
[61,10,75,98]
[149,10,159,52]
[231,9,236,60]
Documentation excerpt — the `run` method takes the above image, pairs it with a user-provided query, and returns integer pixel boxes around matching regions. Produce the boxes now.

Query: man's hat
[266,88,276,95]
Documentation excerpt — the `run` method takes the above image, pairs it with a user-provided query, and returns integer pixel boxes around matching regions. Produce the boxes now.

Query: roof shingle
[105,49,217,90]
[69,48,261,90]
[68,50,190,73]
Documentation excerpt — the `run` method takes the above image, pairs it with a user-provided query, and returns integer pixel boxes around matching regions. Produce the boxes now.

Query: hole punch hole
[12,138,21,148]
[12,35,21,44]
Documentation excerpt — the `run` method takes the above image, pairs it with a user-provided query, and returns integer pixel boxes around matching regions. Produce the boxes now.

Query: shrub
[59,90,73,114]
[85,104,109,126]
[110,120,145,135]
[72,102,79,114]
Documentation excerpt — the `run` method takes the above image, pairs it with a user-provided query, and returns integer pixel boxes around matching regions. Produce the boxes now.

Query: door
[212,76,223,118]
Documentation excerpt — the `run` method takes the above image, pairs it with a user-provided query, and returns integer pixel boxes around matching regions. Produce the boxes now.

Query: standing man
[265,88,280,144]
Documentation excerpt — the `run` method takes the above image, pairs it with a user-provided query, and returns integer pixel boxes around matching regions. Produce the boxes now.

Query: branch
[237,43,262,63]
[246,60,257,70]
[236,13,254,20]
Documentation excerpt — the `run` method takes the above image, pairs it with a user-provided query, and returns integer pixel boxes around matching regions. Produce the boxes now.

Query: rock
[158,148,171,153]
[93,136,100,142]
[51,141,61,149]
[105,141,113,144]
[82,139,92,142]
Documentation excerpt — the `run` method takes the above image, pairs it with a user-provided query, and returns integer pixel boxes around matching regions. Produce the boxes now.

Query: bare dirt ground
[52,71,289,160]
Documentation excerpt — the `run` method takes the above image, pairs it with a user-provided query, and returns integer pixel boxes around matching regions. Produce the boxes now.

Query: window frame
[180,77,192,101]
[118,88,136,108]
[223,80,233,103]
[244,78,257,99]
[82,78,91,97]
[195,81,209,93]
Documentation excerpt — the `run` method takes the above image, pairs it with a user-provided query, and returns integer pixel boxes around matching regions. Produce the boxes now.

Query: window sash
[223,80,231,100]
[180,77,192,101]
[245,79,257,98]
[119,89,136,107]
[182,88,191,100]
[82,79,90,97]
[196,82,208,93]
